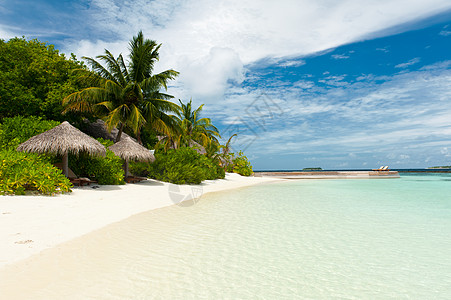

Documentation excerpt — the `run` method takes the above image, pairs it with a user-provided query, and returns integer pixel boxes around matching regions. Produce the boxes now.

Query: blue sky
[1,1,451,170]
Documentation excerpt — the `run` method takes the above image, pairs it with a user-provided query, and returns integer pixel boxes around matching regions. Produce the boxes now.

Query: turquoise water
[3,175,451,299]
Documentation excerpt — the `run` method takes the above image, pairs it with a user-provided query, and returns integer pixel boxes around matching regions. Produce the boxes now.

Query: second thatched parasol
[17,121,106,177]
[108,137,155,178]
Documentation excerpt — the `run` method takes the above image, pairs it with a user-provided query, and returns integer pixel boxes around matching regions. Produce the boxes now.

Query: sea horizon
[254,168,451,172]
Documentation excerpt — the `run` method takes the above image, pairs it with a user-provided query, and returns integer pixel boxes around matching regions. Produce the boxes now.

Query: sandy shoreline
[0,173,281,268]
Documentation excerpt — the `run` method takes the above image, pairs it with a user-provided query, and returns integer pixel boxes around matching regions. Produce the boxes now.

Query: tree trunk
[116,123,124,142]
[62,152,69,177]
[124,159,129,178]
[137,129,142,145]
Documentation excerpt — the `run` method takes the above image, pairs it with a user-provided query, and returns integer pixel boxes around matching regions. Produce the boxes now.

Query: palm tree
[219,133,237,170]
[221,133,237,157]
[172,99,220,148]
[63,31,179,142]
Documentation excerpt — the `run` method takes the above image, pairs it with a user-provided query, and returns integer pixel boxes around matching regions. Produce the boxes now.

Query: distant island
[427,166,451,169]
[303,167,323,171]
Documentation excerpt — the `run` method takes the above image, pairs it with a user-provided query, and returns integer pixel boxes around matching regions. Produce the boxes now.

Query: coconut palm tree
[172,99,220,148]
[219,133,237,170]
[63,31,179,142]
[221,133,237,156]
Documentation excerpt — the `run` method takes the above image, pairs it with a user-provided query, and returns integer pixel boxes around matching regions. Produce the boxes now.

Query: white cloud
[439,25,451,36]
[318,75,348,86]
[376,47,390,53]
[174,47,245,100]
[331,54,350,59]
[279,60,306,67]
[441,147,451,157]
[395,57,421,68]
[61,0,451,100]
[0,24,19,40]
[65,39,128,60]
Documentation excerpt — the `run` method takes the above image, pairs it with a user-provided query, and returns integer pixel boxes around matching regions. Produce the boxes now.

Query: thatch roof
[189,140,207,155]
[17,121,106,156]
[108,137,155,162]
[83,119,133,142]
[157,135,206,155]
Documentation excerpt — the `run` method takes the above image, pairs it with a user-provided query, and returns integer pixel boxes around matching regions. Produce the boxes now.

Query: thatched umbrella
[17,121,106,177]
[189,140,207,155]
[108,137,155,177]
[83,119,133,142]
[157,135,206,154]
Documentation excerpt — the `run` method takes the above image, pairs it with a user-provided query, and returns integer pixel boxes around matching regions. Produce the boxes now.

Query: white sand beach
[0,173,281,268]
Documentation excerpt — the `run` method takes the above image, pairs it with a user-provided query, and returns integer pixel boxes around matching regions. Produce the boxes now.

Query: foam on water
[1,175,451,299]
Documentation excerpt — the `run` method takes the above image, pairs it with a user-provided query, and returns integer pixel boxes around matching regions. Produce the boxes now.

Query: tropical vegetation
[131,147,225,185]
[0,33,253,195]
[171,99,220,148]
[70,138,125,185]
[0,150,71,195]
[0,37,84,121]
[62,31,179,143]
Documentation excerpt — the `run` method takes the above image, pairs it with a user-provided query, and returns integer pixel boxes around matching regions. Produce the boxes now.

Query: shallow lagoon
[2,174,451,299]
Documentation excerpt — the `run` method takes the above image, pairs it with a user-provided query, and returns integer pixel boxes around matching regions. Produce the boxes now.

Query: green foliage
[129,161,150,177]
[0,116,60,150]
[231,151,253,176]
[139,127,159,150]
[223,153,235,173]
[70,138,125,185]
[0,37,85,121]
[143,147,225,184]
[170,99,220,149]
[63,31,179,142]
[0,150,71,195]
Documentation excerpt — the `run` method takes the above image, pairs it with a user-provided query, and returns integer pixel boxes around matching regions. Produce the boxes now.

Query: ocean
[2,173,451,299]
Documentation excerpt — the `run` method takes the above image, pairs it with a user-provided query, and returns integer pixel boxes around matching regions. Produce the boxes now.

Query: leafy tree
[172,99,220,148]
[0,116,60,150]
[0,37,84,121]
[231,151,253,176]
[63,31,179,142]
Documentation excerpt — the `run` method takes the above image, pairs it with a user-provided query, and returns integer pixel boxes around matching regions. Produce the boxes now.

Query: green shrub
[222,153,235,173]
[129,161,150,177]
[0,150,72,195]
[69,138,125,185]
[145,147,225,184]
[201,155,226,180]
[231,151,253,176]
[0,116,60,150]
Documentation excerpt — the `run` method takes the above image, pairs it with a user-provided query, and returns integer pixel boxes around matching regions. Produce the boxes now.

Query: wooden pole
[62,152,69,178]
[124,159,129,178]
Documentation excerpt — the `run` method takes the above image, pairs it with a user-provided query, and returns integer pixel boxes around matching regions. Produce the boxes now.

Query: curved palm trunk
[116,123,124,142]
[136,129,142,145]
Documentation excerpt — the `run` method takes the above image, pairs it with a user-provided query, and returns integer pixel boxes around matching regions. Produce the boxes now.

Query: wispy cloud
[331,54,350,59]
[395,57,421,68]
[209,60,451,168]
[376,47,390,53]
[278,60,306,67]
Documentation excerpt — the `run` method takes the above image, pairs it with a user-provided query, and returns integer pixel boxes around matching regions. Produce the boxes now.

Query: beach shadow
[135,179,165,186]
[77,179,165,191]
[84,185,122,191]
